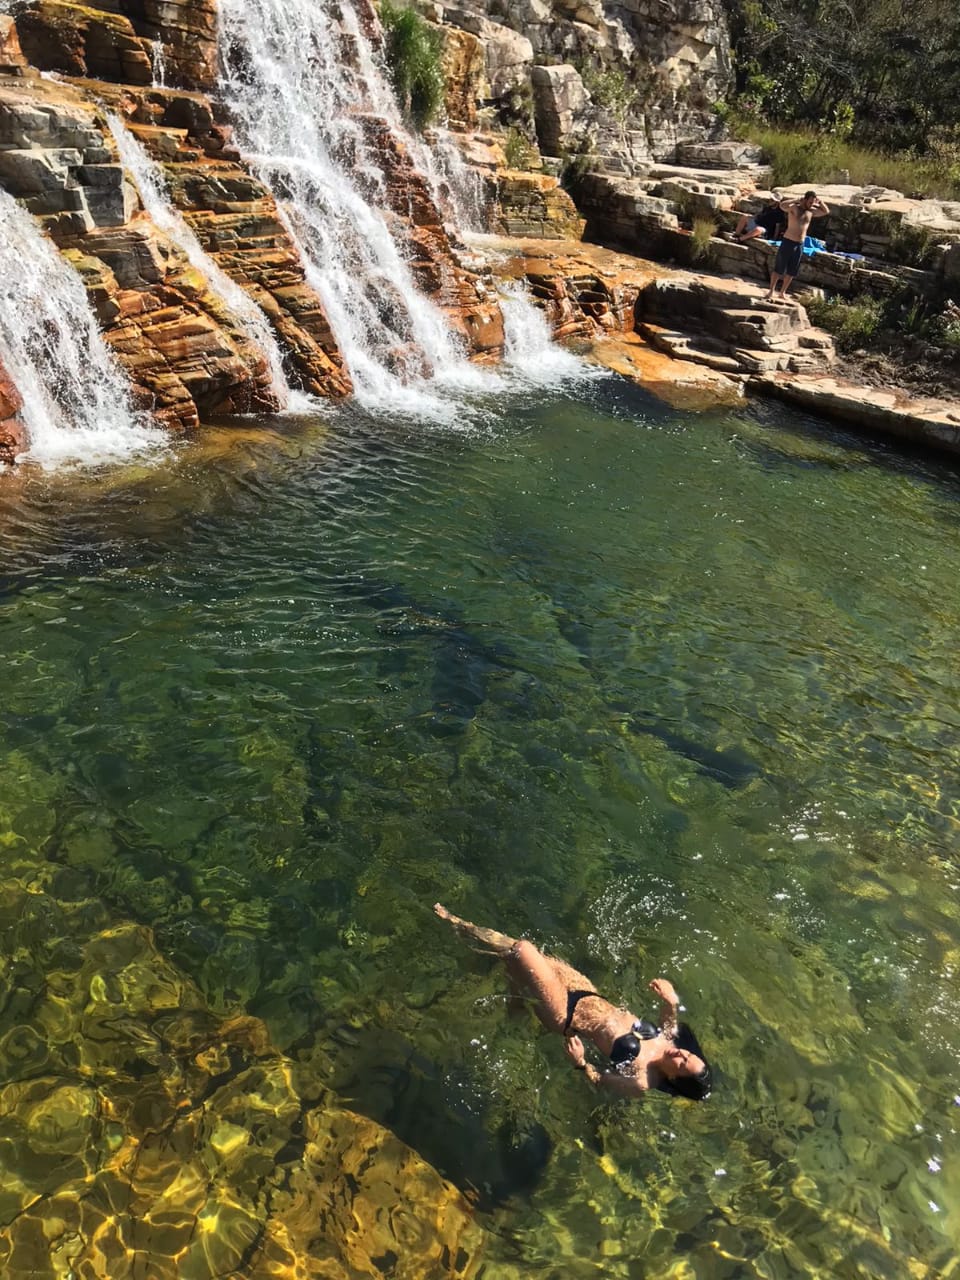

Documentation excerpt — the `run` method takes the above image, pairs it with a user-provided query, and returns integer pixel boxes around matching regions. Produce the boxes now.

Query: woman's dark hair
[657,1022,713,1102]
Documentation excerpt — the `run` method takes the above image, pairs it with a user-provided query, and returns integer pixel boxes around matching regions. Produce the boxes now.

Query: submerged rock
[0,855,489,1277]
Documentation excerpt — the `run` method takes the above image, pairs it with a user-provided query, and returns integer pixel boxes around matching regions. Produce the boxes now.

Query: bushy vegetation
[503,126,537,170]
[719,0,960,201]
[380,0,444,131]
[806,289,960,352]
[805,294,884,349]
[727,115,960,202]
[690,215,718,261]
[579,64,640,124]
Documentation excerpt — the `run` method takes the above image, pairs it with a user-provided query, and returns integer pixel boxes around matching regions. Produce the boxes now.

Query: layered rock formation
[432,0,731,170]
[0,357,25,464]
[13,0,219,90]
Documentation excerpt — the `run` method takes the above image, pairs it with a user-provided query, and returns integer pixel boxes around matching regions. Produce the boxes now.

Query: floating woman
[434,903,713,1100]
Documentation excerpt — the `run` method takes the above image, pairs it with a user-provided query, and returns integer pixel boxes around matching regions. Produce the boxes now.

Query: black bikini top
[609,1018,660,1067]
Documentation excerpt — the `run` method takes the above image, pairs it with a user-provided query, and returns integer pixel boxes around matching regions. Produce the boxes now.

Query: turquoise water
[2,377,960,1277]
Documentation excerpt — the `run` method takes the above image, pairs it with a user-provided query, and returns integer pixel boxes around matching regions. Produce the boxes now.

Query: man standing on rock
[765,190,830,302]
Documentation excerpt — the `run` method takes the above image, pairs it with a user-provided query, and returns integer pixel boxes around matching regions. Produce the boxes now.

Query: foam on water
[0,189,164,468]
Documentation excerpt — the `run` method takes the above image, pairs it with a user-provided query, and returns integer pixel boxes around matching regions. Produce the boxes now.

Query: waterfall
[217,0,487,419]
[106,113,304,411]
[151,37,167,89]
[422,130,486,236]
[0,188,163,467]
[499,282,597,388]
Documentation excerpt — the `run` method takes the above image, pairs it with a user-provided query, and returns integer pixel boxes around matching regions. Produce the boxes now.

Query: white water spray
[217,0,487,418]
[0,189,163,468]
[499,281,599,389]
[151,37,167,89]
[107,113,303,410]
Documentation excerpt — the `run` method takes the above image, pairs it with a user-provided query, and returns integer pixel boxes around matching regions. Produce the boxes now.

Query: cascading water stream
[106,113,305,412]
[498,282,591,387]
[217,0,482,419]
[0,188,163,467]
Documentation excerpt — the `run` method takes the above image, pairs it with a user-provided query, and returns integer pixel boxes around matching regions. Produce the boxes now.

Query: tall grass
[731,116,960,202]
[690,215,717,262]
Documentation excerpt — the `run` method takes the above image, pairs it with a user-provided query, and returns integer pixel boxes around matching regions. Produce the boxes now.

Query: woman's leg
[504,940,573,1033]
[435,904,595,1036]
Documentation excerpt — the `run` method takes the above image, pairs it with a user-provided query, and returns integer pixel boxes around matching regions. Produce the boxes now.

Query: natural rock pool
[1,376,959,1278]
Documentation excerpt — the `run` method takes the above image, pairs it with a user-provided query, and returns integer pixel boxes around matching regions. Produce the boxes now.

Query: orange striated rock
[56,221,280,430]
[0,360,26,465]
[14,1,153,84]
[439,27,484,131]
[488,169,585,240]
[482,235,660,342]
[360,115,505,362]
[12,0,217,91]
[0,15,27,73]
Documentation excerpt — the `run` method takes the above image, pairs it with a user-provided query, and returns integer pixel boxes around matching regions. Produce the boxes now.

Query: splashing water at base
[0,189,164,468]
[107,115,311,413]
[499,283,597,389]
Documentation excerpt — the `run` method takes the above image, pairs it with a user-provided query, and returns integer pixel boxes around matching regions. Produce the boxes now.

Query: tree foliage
[723,0,960,155]
[380,1,445,132]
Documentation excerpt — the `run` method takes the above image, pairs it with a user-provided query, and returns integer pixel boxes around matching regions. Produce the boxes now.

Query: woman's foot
[433,903,517,955]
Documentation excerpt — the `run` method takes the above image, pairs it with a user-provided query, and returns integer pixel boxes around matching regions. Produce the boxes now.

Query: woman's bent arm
[649,977,680,1037]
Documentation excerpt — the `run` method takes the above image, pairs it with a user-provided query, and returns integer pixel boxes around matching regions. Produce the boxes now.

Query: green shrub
[380,1,444,131]
[806,294,883,349]
[890,222,935,268]
[580,65,639,124]
[559,139,595,186]
[503,126,537,170]
[690,215,717,261]
[881,289,937,339]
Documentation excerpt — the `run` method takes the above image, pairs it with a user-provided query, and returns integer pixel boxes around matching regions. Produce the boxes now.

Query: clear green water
[2,377,960,1278]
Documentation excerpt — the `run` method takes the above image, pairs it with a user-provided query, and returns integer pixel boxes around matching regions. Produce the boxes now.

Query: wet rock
[0,359,25,465]
[360,115,505,361]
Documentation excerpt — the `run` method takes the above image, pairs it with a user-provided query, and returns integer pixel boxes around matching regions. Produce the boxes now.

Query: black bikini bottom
[563,988,598,1036]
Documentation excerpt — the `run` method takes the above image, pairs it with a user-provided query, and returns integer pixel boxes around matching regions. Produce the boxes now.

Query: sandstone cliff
[431,0,731,170]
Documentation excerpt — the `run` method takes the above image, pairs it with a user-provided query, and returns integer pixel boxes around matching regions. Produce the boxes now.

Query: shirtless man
[765,190,830,302]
